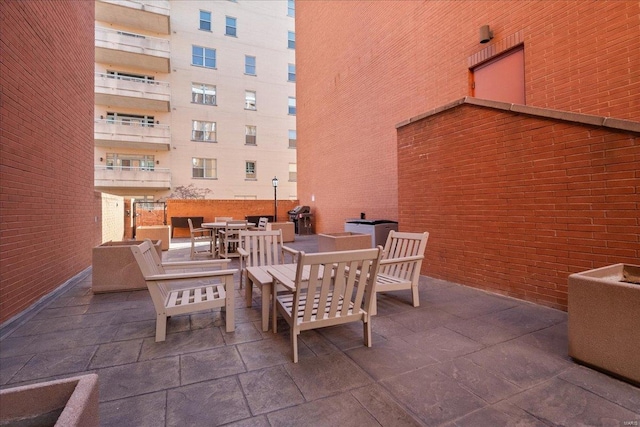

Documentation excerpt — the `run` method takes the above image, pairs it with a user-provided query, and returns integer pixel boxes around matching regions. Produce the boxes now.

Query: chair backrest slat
[130,239,170,300]
[294,248,382,322]
[239,230,285,268]
[381,231,429,278]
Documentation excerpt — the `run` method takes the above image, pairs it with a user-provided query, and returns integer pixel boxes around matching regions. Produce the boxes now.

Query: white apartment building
[94,0,297,201]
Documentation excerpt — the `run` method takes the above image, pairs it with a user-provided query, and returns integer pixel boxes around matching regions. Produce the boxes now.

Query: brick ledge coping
[396,97,640,135]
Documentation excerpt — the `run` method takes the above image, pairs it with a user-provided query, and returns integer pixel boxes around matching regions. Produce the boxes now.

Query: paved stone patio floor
[1,235,638,426]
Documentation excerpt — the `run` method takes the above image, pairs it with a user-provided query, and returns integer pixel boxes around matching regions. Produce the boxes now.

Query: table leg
[245,276,253,308]
[261,283,271,332]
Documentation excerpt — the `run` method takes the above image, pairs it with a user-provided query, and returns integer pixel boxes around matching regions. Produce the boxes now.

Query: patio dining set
[130,221,429,363]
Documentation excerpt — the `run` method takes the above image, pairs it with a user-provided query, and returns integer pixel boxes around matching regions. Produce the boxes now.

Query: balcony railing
[96,0,170,34]
[95,27,170,72]
[95,165,171,190]
[98,0,169,16]
[94,118,171,151]
[95,73,170,111]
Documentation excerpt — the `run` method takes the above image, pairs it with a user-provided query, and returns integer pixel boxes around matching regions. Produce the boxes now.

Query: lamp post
[272,176,278,221]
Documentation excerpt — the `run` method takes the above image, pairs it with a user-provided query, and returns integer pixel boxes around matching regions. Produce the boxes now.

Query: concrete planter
[92,240,162,293]
[568,263,640,385]
[135,225,170,250]
[267,222,295,242]
[317,232,372,252]
[0,374,99,427]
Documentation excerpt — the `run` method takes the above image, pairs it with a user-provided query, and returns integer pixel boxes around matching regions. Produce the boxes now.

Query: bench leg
[245,276,253,308]
[155,314,167,342]
[262,283,272,332]
[224,276,235,332]
[363,318,372,347]
[411,284,420,308]
[291,328,299,363]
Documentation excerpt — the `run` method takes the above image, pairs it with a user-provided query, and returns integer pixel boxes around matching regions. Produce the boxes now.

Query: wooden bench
[372,230,429,315]
[270,247,383,363]
[130,239,237,342]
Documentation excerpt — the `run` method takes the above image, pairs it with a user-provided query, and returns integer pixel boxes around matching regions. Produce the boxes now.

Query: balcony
[95,73,170,112]
[94,118,171,151]
[95,0,170,34]
[94,165,171,191]
[95,27,170,73]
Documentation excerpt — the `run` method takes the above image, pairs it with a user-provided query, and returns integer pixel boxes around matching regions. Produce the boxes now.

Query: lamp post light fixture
[272,176,279,221]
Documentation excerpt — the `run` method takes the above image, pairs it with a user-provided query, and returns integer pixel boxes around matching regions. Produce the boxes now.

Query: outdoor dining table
[202,221,255,257]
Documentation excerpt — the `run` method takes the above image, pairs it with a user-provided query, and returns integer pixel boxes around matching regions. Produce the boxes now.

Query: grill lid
[345,219,398,225]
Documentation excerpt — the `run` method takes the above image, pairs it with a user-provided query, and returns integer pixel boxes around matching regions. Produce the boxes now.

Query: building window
[288,97,296,115]
[226,16,237,36]
[192,158,217,179]
[288,63,296,82]
[288,129,296,148]
[192,46,216,69]
[199,10,211,31]
[192,120,216,142]
[289,163,297,182]
[245,55,256,75]
[192,83,216,105]
[245,125,257,145]
[287,0,295,17]
[245,91,256,110]
[245,161,257,179]
[288,31,295,49]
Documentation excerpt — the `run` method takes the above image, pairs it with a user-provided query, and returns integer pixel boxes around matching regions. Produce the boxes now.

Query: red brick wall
[0,1,97,324]
[296,1,640,233]
[167,199,300,237]
[398,103,639,310]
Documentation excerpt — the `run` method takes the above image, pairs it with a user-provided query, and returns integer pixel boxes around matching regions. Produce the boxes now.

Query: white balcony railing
[95,27,170,72]
[94,118,171,150]
[98,0,170,16]
[96,26,170,57]
[96,0,170,34]
[95,73,170,111]
[94,165,171,190]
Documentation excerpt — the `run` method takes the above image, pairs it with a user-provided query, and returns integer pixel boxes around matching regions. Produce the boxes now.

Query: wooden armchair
[372,230,429,315]
[237,230,298,311]
[130,239,237,342]
[218,220,248,259]
[270,247,382,363]
[188,218,214,259]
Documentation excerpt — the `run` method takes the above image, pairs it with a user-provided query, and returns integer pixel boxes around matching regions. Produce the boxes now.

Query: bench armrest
[281,245,299,263]
[237,247,249,257]
[162,259,230,269]
[145,269,238,281]
[380,255,424,266]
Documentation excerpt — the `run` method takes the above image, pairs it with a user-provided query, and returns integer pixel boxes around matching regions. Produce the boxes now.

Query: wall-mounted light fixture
[479,25,493,44]
[156,160,160,165]
[99,157,104,162]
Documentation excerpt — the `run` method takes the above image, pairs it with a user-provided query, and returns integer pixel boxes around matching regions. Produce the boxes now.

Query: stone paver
[0,235,638,426]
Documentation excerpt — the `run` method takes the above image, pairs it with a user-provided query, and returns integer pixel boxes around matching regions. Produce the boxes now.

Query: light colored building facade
[94,0,297,202]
